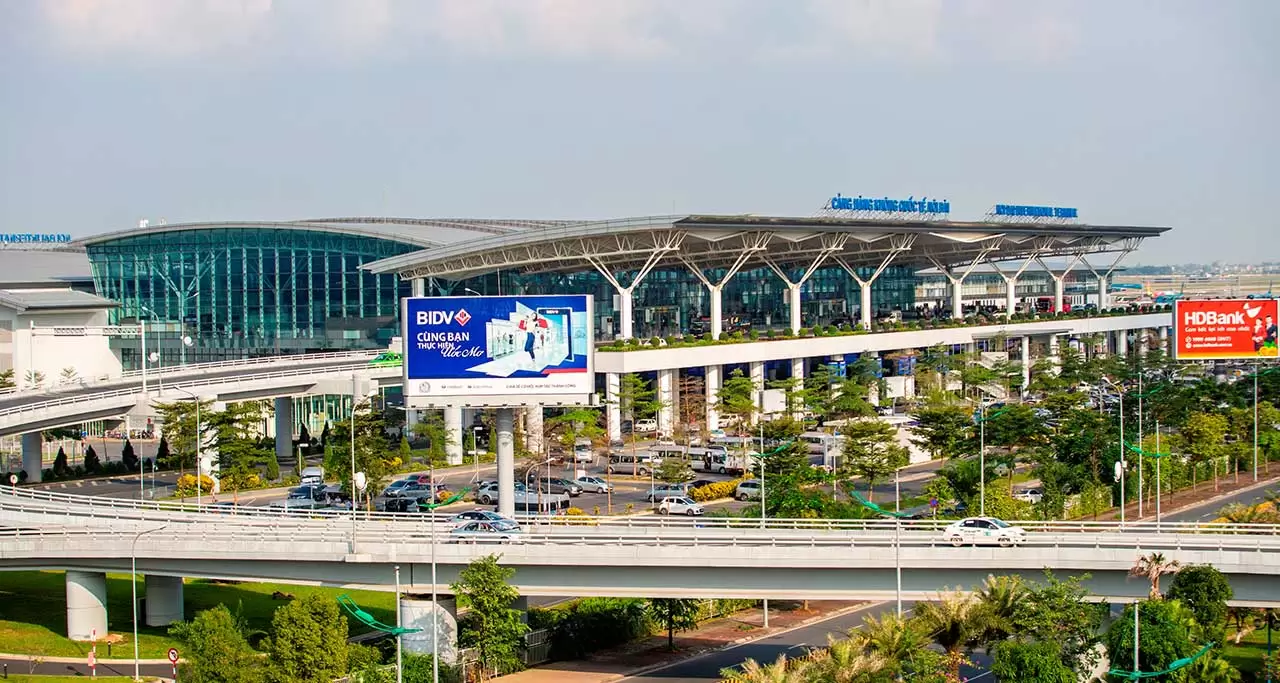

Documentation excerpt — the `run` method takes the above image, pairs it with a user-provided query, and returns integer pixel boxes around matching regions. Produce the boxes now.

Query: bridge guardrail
[0,350,382,399]
[0,363,395,420]
[4,488,1280,538]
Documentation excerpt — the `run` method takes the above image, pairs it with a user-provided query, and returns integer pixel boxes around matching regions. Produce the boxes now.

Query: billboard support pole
[496,408,516,519]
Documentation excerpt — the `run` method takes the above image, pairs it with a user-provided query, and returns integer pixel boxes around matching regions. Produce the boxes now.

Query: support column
[204,402,225,493]
[400,595,459,663]
[145,575,184,627]
[606,373,622,442]
[1117,330,1129,356]
[788,285,802,333]
[859,283,873,329]
[927,244,997,321]
[1138,329,1150,357]
[682,234,771,340]
[65,570,107,641]
[705,365,722,432]
[496,408,515,518]
[656,369,675,437]
[762,238,844,335]
[526,405,544,457]
[1081,247,1135,313]
[21,432,42,483]
[444,407,464,466]
[951,279,964,319]
[273,397,293,469]
[991,254,1041,320]
[749,361,765,424]
[588,247,673,339]
[1097,274,1109,311]
[412,278,427,298]
[1047,334,1061,372]
[1020,336,1031,396]
[1036,254,1083,315]
[1159,326,1169,354]
[789,358,805,419]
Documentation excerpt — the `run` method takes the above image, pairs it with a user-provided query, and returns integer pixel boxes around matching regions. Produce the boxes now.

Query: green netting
[1124,441,1172,458]
[1106,643,1214,680]
[337,594,421,636]
[746,440,797,459]
[416,487,470,511]
[846,487,911,519]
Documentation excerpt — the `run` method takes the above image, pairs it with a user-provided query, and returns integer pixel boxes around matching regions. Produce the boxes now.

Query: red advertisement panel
[1174,299,1280,360]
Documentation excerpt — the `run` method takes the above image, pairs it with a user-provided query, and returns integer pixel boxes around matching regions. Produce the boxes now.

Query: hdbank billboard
[1174,299,1280,360]
[402,295,593,406]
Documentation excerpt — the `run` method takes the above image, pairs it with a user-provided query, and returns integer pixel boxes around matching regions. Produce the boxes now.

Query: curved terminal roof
[363,214,1170,280]
[71,217,589,250]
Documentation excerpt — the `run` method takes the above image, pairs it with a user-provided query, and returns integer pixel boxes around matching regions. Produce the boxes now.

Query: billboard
[1174,299,1280,360]
[402,295,594,406]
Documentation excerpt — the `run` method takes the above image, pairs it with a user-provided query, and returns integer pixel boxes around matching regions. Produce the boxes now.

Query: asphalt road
[1160,476,1280,523]
[0,655,175,678]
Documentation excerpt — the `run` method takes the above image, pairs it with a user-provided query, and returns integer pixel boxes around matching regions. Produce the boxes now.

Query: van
[300,466,324,485]
[608,453,656,475]
[573,438,595,464]
[701,452,747,475]
[799,432,841,455]
[649,444,691,461]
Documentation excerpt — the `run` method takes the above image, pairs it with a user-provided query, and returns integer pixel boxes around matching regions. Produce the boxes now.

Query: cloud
[34,0,1077,64]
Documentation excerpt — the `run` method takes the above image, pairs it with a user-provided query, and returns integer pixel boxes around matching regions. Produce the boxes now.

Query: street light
[350,374,379,551]
[1102,376,1126,525]
[975,402,1010,518]
[170,387,213,508]
[463,288,483,297]
[132,523,169,681]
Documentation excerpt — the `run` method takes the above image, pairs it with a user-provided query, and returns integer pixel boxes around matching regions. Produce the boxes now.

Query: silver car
[449,520,523,543]
[575,476,613,494]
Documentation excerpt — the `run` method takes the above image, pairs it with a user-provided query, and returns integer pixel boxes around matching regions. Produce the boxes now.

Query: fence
[522,628,553,666]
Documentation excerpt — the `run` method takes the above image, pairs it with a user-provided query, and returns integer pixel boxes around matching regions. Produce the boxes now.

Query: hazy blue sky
[1,0,1275,263]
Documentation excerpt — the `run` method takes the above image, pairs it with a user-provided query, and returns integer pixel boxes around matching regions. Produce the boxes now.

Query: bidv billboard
[402,295,594,406]
[1174,299,1280,360]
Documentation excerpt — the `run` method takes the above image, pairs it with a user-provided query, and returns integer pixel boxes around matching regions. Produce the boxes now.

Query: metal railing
[0,350,382,398]
[0,363,395,420]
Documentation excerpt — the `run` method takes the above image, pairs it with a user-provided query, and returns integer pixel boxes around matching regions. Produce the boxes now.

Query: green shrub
[690,478,745,502]
[649,336,662,347]
[542,598,652,660]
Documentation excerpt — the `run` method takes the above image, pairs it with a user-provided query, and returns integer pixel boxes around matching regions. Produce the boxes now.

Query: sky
[0,0,1276,264]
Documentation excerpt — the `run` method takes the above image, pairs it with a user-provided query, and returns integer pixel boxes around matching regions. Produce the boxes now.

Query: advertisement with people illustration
[1174,298,1280,360]
[402,294,593,403]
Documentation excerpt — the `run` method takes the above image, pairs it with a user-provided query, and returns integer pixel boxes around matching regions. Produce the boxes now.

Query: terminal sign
[0,233,73,244]
[992,204,1078,219]
[828,194,950,215]
[1174,299,1280,360]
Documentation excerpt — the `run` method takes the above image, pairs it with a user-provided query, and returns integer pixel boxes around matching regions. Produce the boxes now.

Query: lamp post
[975,403,1010,517]
[472,425,483,482]
[394,564,403,683]
[1104,377,1125,525]
[132,523,169,681]
[171,387,207,508]
[1252,365,1280,481]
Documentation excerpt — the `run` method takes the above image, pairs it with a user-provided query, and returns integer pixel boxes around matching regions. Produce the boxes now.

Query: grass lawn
[1222,624,1277,682]
[0,571,396,659]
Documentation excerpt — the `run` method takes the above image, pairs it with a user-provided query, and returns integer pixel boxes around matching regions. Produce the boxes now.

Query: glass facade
[87,227,416,369]
[433,264,917,340]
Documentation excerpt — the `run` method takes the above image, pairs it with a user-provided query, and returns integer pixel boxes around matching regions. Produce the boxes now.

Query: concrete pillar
[496,408,515,518]
[710,288,723,340]
[21,432,42,483]
[1004,277,1018,318]
[1138,329,1150,357]
[525,405,544,456]
[1159,326,1170,354]
[1117,330,1129,356]
[705,365,722,432]
[145,575,184,627]
[513,595,530,624]
[618,293,634,339]
[65,570,107,641]
[606,373,622,442]
[412,278,427,298]
[273,397,293,469]
[787,284,802,335]
[444,407,464,466]
[1020,336,1031,395]
[749,361,765,424]
[400,595,459,663]
[656,369,675,437]
[1097,274,1108,310]
[859,281,873,329]
[203,402,225,493]
[790,358,805,420]
[951,279,964,319]
[1052,276,1065,314]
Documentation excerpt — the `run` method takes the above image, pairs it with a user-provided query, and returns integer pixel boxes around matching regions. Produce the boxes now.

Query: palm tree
[1129,551,1181,599]
[976,574,1025,644]
[913,589,992,681]
[805,637,886,683]
[1179,651,1242,682]
[720,654,807,683]
[849,611,930,675]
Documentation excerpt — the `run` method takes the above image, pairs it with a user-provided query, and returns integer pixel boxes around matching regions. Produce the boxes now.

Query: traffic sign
[168,647,180,663]
[929,497,938,508]
[87,649,96,668]
[7,473,16,485]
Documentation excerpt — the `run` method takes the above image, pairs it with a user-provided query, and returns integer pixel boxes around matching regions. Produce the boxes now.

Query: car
[449,520,523,543]
[476,481,526,505]
[573,447,595,464]
[530,477,583,497]
[575,476,613,494]
[287,484,326,500]
[943,517,1027,547]
[450,509,517,527]
[658,496,704,516]
[382,496,429,513]
[1013,488,1044,505]
[381,479,414,498]
[634,418,658,433]
[299,466,325,486]
[735,480,762,501]
[646,484,689,502]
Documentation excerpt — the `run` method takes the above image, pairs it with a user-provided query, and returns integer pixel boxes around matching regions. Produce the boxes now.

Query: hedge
[689,477,746,502]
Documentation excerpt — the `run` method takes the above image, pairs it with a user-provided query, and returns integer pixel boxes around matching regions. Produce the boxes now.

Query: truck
[700,452,749,475]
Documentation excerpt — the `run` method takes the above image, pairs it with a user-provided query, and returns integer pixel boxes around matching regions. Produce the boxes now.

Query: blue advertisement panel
[402,295,593,403]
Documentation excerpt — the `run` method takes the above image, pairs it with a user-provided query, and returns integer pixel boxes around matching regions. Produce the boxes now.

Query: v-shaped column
[1035,252,1084,314]
[680,233,772,340]
[926,243,1001,320]
[1080,240,1140,311]
[762,234,847,334]
[835,235,916,329]
[989,252,1044,319]
[586,233,684,339]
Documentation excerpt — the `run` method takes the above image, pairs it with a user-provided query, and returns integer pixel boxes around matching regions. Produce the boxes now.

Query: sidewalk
[497,600,867,683]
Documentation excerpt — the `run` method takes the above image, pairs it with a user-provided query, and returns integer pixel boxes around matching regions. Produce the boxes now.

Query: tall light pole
[171,387,207,508]
[1104,377,1125,525]
[132,523,169,682]
[394,564,403,683]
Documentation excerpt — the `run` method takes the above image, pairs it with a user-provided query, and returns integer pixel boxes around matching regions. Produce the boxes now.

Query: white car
[735,480,762,501]
[658,496,703,516]
[449,509,516,527]
[575,476,613,494]
[1013,488,1044,505]
[943,517,1027,547]
[634,418,658,433]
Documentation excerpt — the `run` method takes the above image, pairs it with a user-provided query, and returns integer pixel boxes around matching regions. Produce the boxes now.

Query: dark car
[287,484,326,500]
[688,479,716,490]
[382,496,430,513]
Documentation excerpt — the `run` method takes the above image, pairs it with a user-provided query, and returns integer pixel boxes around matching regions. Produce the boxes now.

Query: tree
[83,444,102,474]
[655,457,694,484]
[451,555,528,677]
[850,611,937,679]
[0,369,12,389]
[1130,551,1181,599]
[209,401,275,498]
[321,421,331,447]
[1010,571,1104,676]
[909,401,973,460]
[265,593,349,683]
[153,399,212,470]
[1177,650,1242,683]
[52,447,70,477]
[984,404,1048,494]
[169,605,265,683]
[121,439,139,471]
[156,437,171,469]
[617,373,662,434]
[1181,411,1229,489]
[648,598,701,651]
[720,654,805,683]
[60,366,79,384]
[24,370,45,388]
[1104,599,1197,677]
[412,410,455,464]
[545,408,604,453]
[717,369,758,437]
[1167,564,1233,646]
[990,640,1074,683]
[805,636,887,683]
[976,574,1026,644]
[325,407,394,506]
[839,420,908,501]
[913,589,992,681]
